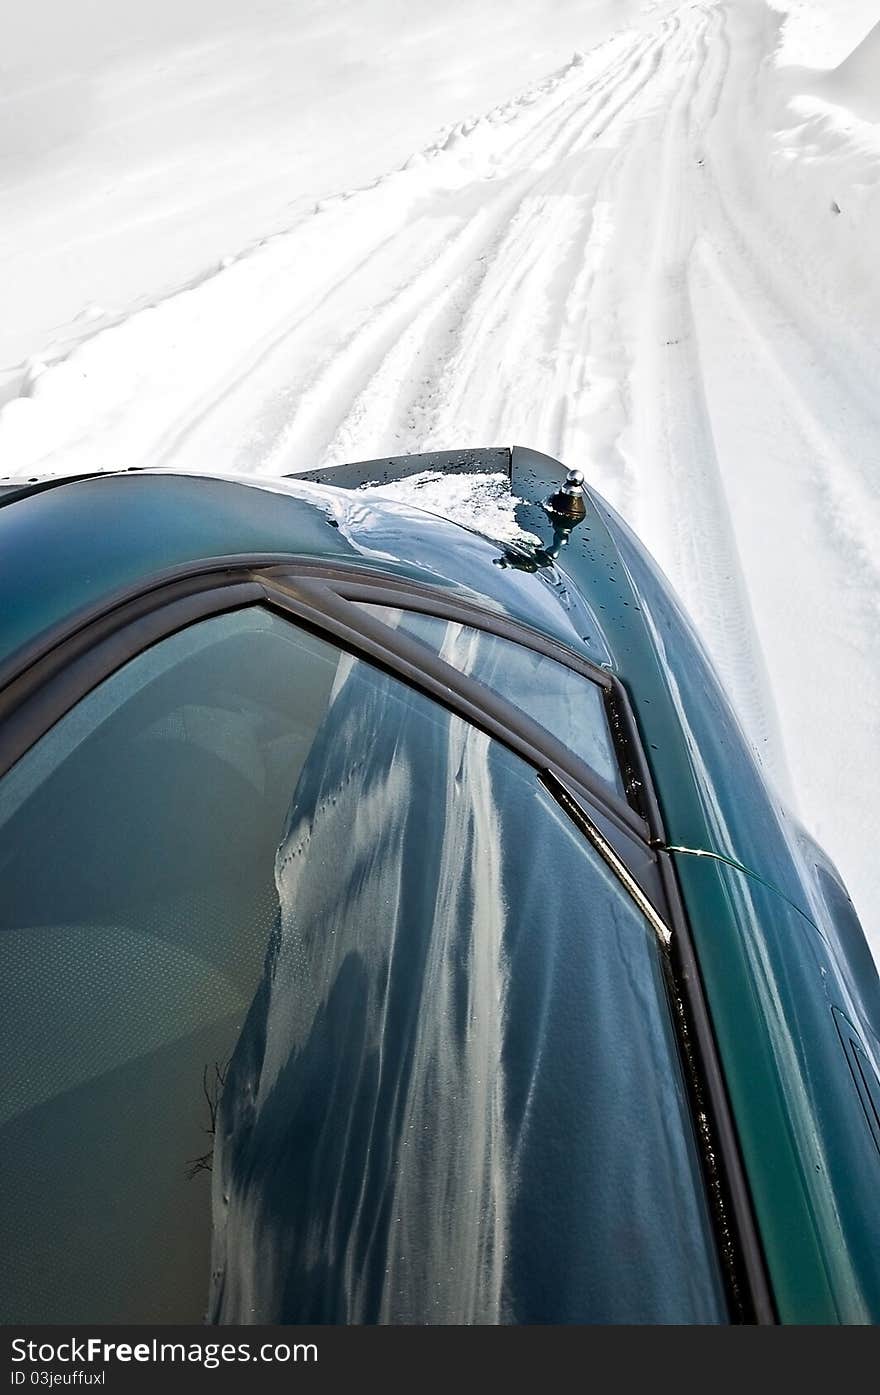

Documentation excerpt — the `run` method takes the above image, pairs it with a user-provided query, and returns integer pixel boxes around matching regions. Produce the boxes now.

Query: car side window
[0,605,726,1324]
[354,603,625,796]
[0,608,341,1324]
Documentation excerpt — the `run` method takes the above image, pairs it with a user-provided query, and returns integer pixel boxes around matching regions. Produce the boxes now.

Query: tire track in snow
[620,0,877,939]
[144,29,664,473]
[689,230,880,923]
[694,231,880,603]
[268,24,676,472]
[623,2,793,794]
[692,144,880,593]
[0,12,683,483]
[317,18,684,470]
[1,27,660,478]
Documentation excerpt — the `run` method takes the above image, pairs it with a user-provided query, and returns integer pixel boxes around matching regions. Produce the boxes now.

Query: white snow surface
[2,0,878,954]
[357,472,542,548]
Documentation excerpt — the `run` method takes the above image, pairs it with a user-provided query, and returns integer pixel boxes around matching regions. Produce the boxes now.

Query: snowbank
[765,0,879,67]
[0,0,658,390]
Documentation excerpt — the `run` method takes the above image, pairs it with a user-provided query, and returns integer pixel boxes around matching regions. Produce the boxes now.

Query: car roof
[0,463,615,680]
[0,448,811,908]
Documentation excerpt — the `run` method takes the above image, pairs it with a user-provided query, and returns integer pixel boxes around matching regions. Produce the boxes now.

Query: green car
[0,447,877,1325]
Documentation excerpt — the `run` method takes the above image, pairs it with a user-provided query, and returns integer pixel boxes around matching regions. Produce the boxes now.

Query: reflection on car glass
[0,607,723,1326]
[209,645,725,1324]
[354,603,624,795]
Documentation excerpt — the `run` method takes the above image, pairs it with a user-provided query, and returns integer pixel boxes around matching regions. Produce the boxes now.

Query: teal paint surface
[510,446,880,1323]
[0,470,610,675]
[3,454,880,1321]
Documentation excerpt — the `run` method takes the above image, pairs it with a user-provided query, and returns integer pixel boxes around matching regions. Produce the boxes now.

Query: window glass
[0,606,725,1324]
[354,603,624,796]
[0,609,337,1324]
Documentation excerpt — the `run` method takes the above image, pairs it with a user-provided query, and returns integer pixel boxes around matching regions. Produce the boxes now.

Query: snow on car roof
[355,470,542,548]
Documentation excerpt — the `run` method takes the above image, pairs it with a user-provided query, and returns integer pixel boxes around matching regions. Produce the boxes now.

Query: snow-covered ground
[2,0,878,955]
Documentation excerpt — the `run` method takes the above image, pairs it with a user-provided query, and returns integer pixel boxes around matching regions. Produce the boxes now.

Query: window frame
[0,551,775,1323]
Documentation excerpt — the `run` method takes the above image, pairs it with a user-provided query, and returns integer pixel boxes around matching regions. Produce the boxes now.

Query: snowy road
[2,0,878,950]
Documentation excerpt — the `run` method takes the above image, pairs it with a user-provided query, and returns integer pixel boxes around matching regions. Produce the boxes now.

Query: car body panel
[1,448,879,1323]
[504,446,880,1323]
[0,468,612,682]
[297,445,880,1322]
